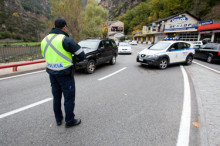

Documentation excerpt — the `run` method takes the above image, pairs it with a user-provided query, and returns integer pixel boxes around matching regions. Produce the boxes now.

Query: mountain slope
[0,0,50,42]
[99,0,143,19]
[100,0,220,34]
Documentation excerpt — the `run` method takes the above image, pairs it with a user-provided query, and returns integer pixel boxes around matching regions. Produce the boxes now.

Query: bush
[0,31,10,39]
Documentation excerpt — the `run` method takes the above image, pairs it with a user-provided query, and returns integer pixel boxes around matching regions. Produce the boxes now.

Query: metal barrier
[0,45,42,63]
[0,59,45,72]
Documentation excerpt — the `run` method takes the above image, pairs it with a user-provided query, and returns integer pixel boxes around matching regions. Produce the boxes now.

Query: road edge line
[0,98,52,119]
[176,66,191,146]
[0,70,46,81]
[98,67,127,81]
[193,61,220,74]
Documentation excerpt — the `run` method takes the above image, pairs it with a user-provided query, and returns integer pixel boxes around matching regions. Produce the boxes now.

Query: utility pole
[106,0,109,39]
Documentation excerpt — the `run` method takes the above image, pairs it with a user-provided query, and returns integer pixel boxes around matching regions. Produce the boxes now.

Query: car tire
[110,55,116,65]
[207,56,213,63]
[85,60,96,74]
[159,58,168,69]
[185,55,193,65]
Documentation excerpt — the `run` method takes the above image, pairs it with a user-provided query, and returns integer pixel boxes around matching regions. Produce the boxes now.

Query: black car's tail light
[218,52,220,56]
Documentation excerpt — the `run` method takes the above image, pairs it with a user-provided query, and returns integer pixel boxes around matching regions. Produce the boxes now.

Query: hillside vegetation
[20,0,50,17]
[0,0,219,42]
[0,0,49,42]
[114,0,220,34]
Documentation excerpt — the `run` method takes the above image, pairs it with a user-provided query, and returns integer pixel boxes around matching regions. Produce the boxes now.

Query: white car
[137,41,195,69]
[130,40,137,45]
[191,41,203,48]
[118,42,132,54]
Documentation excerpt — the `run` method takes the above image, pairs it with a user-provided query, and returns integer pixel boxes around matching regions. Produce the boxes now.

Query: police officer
[41,18,85,128]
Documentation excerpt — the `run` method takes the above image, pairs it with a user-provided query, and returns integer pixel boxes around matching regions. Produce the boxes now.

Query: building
[134,12,200,44]
[198,21,220,43]
[107,21,124,42]
[163,12,200,42]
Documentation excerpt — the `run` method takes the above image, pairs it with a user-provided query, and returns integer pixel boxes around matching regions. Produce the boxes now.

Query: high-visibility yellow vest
[41,34,73,71]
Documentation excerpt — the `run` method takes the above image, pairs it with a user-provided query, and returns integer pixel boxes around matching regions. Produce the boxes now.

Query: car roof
[159,41,190,43]
[82,38,114,41]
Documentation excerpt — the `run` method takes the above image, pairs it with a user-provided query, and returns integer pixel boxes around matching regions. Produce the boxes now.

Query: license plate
[139,58,143,61]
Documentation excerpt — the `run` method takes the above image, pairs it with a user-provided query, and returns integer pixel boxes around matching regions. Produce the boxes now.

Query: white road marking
[98,67,127,81]
[0,70,46,81]
[0,98,52,119]
[193,61,220,74]
[176,66,191,146]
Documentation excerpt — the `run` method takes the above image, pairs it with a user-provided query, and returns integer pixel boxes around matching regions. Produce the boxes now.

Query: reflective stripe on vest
[41,34,73,71]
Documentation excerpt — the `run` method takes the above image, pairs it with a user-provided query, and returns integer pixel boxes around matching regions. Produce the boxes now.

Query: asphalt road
[0,44,207,146]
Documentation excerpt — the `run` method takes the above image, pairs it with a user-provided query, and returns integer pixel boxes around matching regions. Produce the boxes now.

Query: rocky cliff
[99,0,143,19]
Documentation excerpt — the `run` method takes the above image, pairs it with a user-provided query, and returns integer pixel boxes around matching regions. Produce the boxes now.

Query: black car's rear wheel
[159,58,168,69]
[207,56,213,63]
[86,60,96,74]
[110,55,116,65]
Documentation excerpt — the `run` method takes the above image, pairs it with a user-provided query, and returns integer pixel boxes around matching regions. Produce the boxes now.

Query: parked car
[130,40,137,45]
[118,42,132,54]
[137,41,195,69]
[194,43,220,63]
[76,38,118,73]
[190,41,203,49]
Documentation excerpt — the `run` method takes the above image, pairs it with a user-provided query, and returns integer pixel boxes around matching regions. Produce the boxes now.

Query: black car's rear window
[78,40,100,50]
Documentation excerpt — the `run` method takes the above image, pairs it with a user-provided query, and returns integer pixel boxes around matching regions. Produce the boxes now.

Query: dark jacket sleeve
[62,37,85,62]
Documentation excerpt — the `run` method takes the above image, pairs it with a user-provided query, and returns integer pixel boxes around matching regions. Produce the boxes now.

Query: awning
[198,23,220,31]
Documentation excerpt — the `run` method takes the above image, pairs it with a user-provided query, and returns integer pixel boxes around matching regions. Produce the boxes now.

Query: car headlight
[148,54,159,59]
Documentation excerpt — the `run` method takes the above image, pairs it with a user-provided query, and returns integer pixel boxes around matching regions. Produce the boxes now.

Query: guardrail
[0,59,45,72]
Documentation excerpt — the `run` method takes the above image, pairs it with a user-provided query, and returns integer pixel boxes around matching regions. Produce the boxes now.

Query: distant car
[190,41,203,49]
[194,43,220,63]
[124,40,131,43]
[137,41,195,69]
[76,38,118,73]
[130,40,137,45]
[118,42,132,54]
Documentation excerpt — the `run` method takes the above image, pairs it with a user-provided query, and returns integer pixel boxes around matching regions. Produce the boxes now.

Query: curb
[189,70,209,146]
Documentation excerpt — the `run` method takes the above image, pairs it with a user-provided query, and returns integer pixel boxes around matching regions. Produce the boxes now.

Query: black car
[194,43,220,63]
[75,38,118,73]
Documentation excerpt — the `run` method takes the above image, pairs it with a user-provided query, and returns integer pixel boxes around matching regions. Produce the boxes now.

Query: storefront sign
[199,20,213,26]
[164,26,198,31]
[169,23,192,29]
[165,15,198,32]
[170,17,188,23]
[142,26,147,34]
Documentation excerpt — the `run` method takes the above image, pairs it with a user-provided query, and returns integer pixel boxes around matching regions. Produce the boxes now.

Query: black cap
[55,18,67,29]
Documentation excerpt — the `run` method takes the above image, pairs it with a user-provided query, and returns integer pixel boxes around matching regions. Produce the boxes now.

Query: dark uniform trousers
[49,73,75,124]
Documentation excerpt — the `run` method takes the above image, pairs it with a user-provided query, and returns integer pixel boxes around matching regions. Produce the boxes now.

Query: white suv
[137,41,195,69]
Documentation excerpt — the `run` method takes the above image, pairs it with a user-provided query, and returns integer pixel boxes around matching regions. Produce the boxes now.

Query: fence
[0,45,43,63]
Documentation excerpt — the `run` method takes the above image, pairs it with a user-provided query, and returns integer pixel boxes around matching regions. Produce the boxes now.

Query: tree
[80,0,107,39]
[49,0,83,42]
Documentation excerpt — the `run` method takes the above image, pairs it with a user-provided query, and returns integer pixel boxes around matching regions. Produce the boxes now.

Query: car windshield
[119,43,130,46]
[148,42,171,50]
[78,40,100,50]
